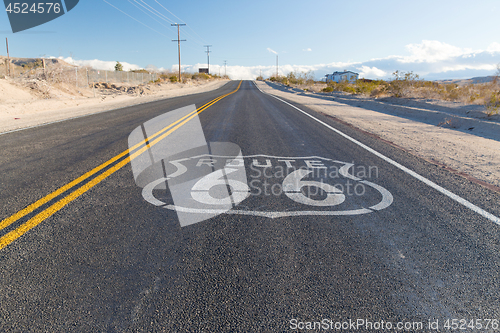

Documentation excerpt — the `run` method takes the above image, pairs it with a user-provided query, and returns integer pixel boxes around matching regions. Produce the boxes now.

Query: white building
[325,70,359,83]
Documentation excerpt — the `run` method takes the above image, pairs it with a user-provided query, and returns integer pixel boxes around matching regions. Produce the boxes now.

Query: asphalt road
[1,80,500,332]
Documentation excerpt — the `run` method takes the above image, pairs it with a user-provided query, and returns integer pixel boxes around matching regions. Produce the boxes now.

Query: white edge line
[253,81,500,226]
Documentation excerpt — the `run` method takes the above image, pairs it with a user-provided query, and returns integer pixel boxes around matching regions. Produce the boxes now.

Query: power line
[180,27,206,46]
[186,25,207,45]
[132,0,205,48]
[132,0,175,24]
[155,0,185,24]
[103,0,210,70]
[151,0,206,45]
[105,1,204,46]
[141,0,205,46]
[102,0,169,38]
[127,0,173,31]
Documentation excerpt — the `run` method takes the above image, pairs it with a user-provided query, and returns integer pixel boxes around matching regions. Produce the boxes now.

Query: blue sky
[1,0,500,80]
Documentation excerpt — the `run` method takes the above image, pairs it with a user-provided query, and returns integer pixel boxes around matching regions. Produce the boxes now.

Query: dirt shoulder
[0,78,230,133]
[255,80,500,189]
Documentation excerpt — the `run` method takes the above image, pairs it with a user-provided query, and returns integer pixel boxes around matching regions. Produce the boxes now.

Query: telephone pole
[6,38,11,77]
[204,45,212,74]
[276,55,278,78]
[223,60,227,77]
[171,23,186,83]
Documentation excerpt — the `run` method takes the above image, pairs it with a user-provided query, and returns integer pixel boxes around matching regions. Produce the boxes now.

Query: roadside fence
[8,65,157,87]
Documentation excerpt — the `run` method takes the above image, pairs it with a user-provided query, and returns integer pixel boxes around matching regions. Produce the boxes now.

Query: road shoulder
[255,80,500,189]
[0,79,230,134]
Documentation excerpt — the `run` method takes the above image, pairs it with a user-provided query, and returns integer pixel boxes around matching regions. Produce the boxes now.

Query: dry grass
[1,57,225,101]
[268,69,500,116]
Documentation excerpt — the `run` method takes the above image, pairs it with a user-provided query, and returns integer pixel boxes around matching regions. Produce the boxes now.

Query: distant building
[199,68,209,74]
[325,70,359,83]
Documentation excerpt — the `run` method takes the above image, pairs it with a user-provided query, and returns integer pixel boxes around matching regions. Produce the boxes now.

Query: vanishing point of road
[1,81,499,332]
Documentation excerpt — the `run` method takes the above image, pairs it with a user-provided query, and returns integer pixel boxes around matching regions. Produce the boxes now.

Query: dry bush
[485,91,500,116]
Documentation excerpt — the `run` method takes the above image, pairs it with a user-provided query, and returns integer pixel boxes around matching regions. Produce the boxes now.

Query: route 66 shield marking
[128,105,393,227]
[140,154,393,224]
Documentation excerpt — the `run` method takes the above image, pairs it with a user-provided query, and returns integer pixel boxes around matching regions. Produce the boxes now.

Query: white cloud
[302,48,312,52]
[56,56,142,71]
[401,40,474,63]
[357,66,387,79]
[267,48,278,55]
[439,64,497,73]
[487,42,500,53]
[53,41,500,81]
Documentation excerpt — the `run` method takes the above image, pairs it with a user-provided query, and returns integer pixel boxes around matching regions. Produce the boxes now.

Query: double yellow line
[0,80,242,250]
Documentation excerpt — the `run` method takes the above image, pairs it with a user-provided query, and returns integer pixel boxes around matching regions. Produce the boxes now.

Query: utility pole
[276,55,278,78]
[171,23,186,83]
[204,45,212,74]
[6,38,11,77]
[223,60,227,77]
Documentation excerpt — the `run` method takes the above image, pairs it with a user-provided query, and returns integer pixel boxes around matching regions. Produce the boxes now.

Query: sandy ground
[2,77,499,189]
[256,81,500,189]
[0,78,229,133]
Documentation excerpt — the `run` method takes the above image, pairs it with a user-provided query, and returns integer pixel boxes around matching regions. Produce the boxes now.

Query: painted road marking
[141,155,393,219]
[0,81,242,250]
[253,81,500,226]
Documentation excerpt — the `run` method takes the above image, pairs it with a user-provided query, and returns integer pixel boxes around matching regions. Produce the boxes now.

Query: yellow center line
[0,80,242,250]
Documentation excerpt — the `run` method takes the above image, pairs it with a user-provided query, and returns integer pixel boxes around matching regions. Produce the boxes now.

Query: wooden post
[6,38,11,77]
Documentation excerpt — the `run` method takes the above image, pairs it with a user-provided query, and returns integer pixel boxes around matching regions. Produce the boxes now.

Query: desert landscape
[0,57,229,133]
[256,80,500,190]
[1,57,499,191]
[2,1,500,330]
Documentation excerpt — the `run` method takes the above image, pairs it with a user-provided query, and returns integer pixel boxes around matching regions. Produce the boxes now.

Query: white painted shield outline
[142,155,393,218]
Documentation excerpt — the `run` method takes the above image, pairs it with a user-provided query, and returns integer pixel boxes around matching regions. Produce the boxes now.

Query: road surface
[1,81,499,332]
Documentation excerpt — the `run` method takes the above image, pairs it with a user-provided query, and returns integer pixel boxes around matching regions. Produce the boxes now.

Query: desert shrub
[169,75,178,83]
[485,91,500,116]
[285,70,314,86]
[389,70,420,97]
[342,86,356,94]
[445,84,461,100]
[256,75,263,81]
[279,77,289,85]
[322,86,333,93]
[158,73,170,81]
[286,72,298,84]
[130,69,149,73]
[115,61,123,72]
[354,79,386,95]
[191,73,210,80]
[370,87,384,98]
[22,59,43,71]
